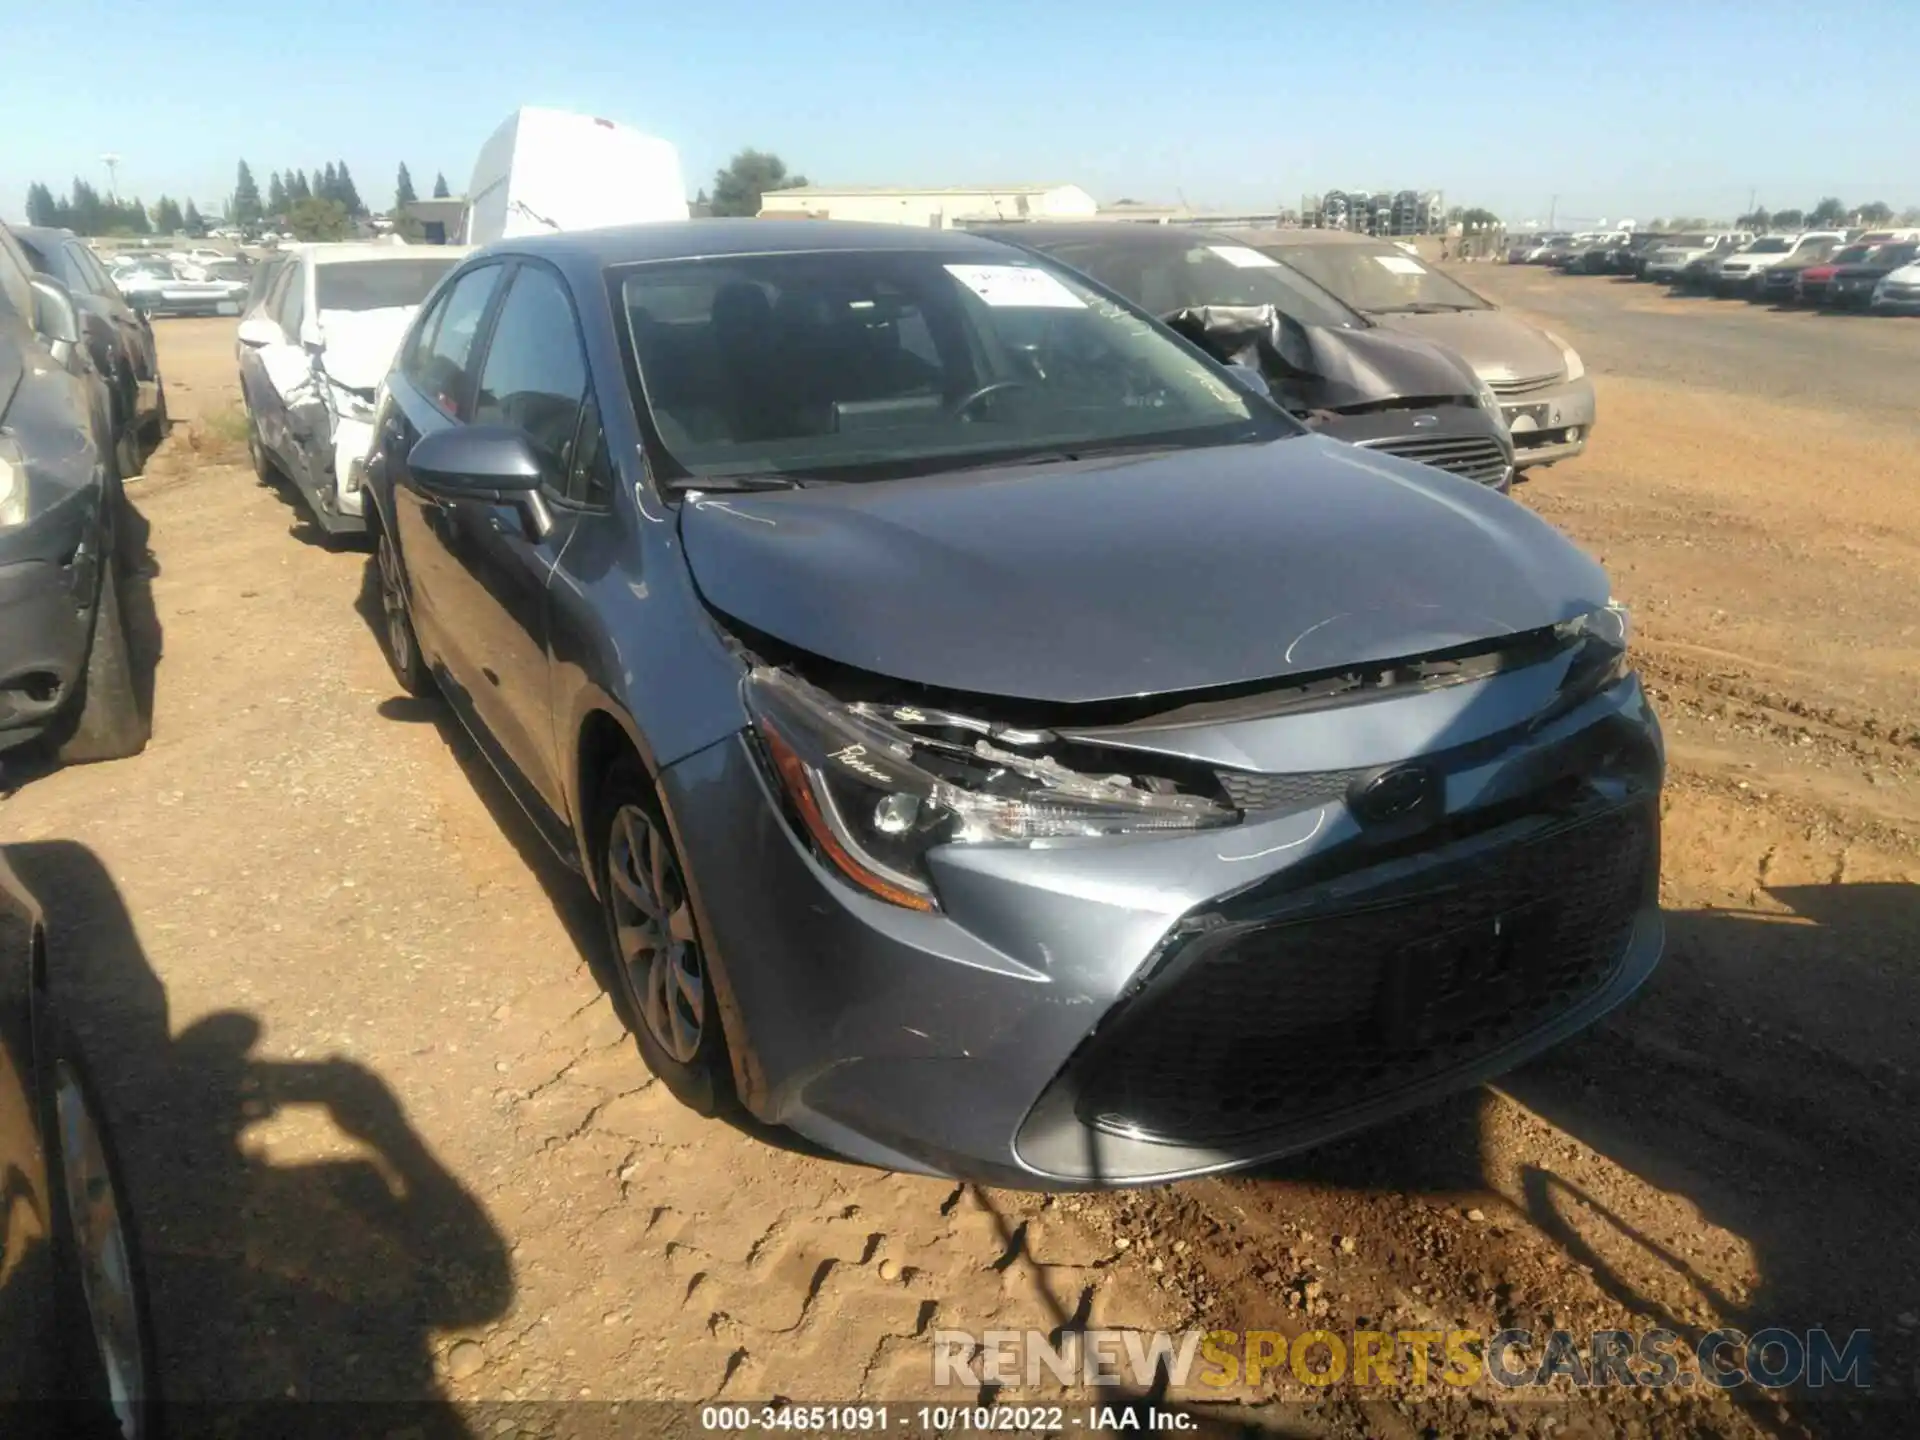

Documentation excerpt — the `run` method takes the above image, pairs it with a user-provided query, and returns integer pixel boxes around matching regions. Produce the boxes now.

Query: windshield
[1869,242,1920,268]
[1745,238,1792,254]
[1016,235,1363,330]
[1828,245,1875,264]
[619,249,1294,484]
[1668,235,1713,248]
[315,258,459,312]
[1258,242,1491,314]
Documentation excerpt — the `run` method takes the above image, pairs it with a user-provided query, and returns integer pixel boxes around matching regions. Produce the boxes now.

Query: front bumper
[330,416,374,521]
[1826,279,1881,309]
[661,666,1664,1188]
[1871,284,1920,313]
[1713,269,1763,294]
[0,557,97,753]
[1492,374,1595,469]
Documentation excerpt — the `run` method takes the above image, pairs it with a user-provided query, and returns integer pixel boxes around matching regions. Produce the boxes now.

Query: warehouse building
[757,183,1098,229]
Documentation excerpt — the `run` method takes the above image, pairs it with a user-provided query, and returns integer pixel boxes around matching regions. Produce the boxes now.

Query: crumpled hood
[1368,309,1568,384]
[315,307,418,391]
[1298,324,1477,407]
[680,436,1609,704]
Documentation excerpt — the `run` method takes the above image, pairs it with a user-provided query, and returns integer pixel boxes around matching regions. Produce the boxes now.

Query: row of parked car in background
[1509,226,1920,312]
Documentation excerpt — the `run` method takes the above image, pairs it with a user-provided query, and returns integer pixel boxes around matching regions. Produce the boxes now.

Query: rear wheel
[597,760,733,1115]
[56,563,150,765]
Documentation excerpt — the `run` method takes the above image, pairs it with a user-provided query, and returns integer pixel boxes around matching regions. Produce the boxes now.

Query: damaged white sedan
[236,244,468,538]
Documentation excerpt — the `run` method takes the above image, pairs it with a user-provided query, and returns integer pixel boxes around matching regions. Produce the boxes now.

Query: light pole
[102,153,122,202]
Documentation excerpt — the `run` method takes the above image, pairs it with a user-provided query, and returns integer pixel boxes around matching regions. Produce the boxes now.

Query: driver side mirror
[407,425,554,541]
[236,315,284,348]
[29,277,82,367]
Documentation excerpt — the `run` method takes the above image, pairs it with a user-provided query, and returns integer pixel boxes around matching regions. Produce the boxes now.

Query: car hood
[1299,323,1476,406]
[315,307,417,392]
[1364,309,1567,384]
[1883,261,1920,284]
[679,435,1608,705]
[1834,262,1906,279]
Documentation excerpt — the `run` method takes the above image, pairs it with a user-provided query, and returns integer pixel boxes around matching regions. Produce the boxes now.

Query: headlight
[1471,373,1501,415]
[1542,329,1585,382]
[744,668,1236,911]
[0,438,27,529]
[1554,601,1631,695]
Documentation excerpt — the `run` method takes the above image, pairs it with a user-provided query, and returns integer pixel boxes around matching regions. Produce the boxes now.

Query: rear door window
[404,264,505,419]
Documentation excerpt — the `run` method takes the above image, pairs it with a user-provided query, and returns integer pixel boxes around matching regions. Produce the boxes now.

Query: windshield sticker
[1205,245,1281,269]
[1374,255,1429,275]
[944,264,1086,309]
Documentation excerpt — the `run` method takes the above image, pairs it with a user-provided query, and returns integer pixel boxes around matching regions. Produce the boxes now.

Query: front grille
[1068,800,1655,1146]
[1217,768,1364,815]
[1488,373,1559,398]
[1359,434,1510,486]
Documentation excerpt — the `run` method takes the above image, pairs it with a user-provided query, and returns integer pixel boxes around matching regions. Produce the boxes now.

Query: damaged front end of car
[1160,304,1513,489]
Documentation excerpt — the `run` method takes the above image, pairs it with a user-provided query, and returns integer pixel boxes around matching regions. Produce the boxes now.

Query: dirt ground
[3,273,1917,1439]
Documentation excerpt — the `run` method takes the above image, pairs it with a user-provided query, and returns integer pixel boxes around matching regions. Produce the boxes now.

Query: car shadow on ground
[9,840,514,1437]
[1495,879,1920,1437]
[256,464,362,553]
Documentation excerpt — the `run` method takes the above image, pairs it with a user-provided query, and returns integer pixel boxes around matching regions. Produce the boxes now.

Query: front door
[418,260,593,819]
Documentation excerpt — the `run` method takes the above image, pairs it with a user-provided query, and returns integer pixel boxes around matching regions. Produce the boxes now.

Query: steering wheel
[948,379,1031,419]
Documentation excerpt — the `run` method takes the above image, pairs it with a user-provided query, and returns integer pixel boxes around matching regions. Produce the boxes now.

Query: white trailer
[464,107,689,246]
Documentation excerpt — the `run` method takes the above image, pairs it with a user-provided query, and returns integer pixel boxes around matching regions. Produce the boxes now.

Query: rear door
[414,259,591,819]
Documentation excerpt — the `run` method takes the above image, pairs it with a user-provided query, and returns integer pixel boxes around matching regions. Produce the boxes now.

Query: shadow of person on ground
[1500,880,1920,1437]
[8,841,515,1436]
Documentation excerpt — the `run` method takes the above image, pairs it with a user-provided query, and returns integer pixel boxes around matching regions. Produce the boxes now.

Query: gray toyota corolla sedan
[361,220,1664,1188]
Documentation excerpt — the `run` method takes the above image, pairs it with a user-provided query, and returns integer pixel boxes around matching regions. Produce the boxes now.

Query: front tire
[246,415,274,485]
[374,529,434,698]
[597,760,733,1115]
[56,563,151,765]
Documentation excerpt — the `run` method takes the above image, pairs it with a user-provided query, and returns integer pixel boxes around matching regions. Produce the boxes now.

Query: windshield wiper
[675,473,808,493]
[1369,302,1479,314]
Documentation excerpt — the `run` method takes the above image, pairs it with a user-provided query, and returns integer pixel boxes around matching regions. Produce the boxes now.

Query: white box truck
[464,107,690,246]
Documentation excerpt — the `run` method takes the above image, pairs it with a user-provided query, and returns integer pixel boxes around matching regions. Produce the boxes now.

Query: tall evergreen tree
[183,200,206,237]
[432,172,450,199]
[335,161,364,217]
[233,160,263,226]
[268,171,288,214]
[395,162,418,210]
[291,170,311,203]
[25,183,58,227]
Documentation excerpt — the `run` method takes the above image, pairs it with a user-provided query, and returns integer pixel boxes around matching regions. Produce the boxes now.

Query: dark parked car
[979,224,1514,488]
[361,220,1664,1188]
[0,223,150,766]
[13,229,165,477]
[0,848,157,1436]
[1762,242,1869,306]
[1822,241,1920,309]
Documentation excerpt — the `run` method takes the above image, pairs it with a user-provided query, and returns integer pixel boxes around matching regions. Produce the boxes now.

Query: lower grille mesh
[1069,801,1656,1146]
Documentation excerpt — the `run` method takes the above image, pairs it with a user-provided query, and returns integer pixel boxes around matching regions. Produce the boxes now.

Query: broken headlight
[1554,601,1632,697]
[744,667,1236,912]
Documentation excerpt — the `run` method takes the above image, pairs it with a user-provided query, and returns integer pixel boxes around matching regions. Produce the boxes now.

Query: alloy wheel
[377,535,413,673]
[607,804,705,1064]
[54,1061,146,1439]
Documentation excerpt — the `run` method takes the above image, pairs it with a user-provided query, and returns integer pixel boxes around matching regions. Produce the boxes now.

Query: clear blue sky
[6,0,1917,226]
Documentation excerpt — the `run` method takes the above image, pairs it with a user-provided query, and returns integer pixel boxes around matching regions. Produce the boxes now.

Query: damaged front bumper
[658,653,1664,1188]
[0,501,102,753]
[1498,374,1595,469]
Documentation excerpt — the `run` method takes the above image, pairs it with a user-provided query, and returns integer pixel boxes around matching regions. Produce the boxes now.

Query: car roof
[1232,228,1391,248]
[295,243,475,267]
[15,226,77,246]
[479,218,1027,269]
[972,222,1252,251]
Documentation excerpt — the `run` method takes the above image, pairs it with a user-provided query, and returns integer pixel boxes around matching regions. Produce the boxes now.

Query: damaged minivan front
[361,220,1662,1188]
